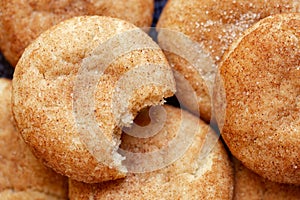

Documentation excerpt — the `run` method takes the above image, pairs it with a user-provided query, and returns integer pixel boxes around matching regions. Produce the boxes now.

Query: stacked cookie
[69,105,233,199]
[214,13,300,185]
[0,78,68,199]
[157,0,299,123]
[0,0,299,199]
[0,0,154,67]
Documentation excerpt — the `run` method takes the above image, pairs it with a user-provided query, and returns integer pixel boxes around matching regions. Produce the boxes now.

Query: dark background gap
[0,53,14,79]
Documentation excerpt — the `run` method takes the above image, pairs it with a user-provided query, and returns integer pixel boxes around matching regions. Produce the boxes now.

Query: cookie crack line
[36,36,162,81]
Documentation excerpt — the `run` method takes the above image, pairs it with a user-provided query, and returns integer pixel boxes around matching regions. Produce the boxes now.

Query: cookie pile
[0,0,299,199]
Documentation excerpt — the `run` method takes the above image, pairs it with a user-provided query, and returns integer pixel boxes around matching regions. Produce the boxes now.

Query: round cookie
[234,159,300,200]
[12,16,176,183]
[0,78,68,200]
[0,0,154,66]
[214,13,300,184]
[157,0,300,122]
[69,105,234,200]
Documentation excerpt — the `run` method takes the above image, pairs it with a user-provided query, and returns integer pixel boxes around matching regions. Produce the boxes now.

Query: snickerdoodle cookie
[0,0,154,66]
[214,13,300,184]
[69,105,234,200]
[12,16,176,183]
